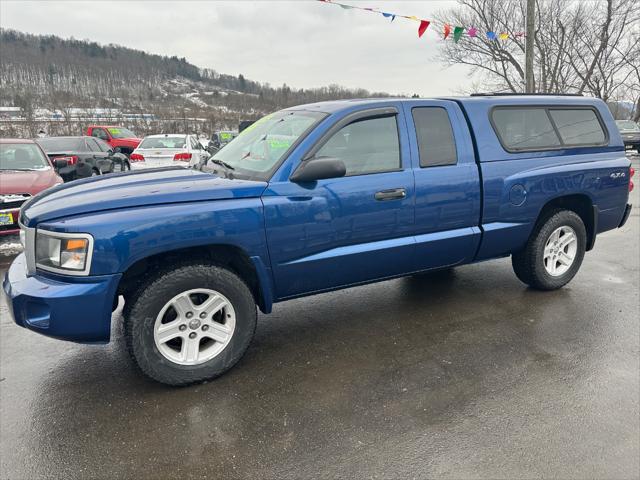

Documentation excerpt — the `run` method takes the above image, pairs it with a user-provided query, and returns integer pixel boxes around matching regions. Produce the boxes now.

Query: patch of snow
[0,239,23,257]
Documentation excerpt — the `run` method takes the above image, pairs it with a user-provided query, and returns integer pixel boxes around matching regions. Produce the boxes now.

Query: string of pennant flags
[318,0,525,42]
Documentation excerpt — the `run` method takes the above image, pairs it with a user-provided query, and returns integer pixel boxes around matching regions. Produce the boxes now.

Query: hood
[22,167,267,226]
[0,168,62,196]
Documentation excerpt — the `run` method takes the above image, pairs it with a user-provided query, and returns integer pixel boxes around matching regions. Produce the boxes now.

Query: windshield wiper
[210,158,235,170]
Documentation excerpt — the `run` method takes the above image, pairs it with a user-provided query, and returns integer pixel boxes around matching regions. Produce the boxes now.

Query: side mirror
[113,147,122,153]
[290,157,346,183]
[53,158,67,169]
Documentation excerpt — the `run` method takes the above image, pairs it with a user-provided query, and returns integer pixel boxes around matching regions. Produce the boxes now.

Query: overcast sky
[1,0,476,96]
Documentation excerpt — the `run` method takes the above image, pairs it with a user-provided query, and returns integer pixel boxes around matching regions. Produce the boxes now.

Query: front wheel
[512,209,587,290]
[124,264,257,386]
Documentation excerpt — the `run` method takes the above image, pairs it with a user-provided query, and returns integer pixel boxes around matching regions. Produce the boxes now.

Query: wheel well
[536,194,596,250]
[117,244,263,310]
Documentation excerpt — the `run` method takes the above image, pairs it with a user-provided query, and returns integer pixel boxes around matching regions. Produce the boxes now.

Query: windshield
[139,136,187,149]
[37,137,85,152]
[107,127,137,139]
[212,110,326,180]
[0,143,50,171]
[616,120,639,131]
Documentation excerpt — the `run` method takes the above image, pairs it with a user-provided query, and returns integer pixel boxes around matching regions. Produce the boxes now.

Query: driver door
[263,107,416,299]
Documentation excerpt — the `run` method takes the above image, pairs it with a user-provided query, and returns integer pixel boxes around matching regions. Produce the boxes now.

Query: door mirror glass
[290,157,346,183]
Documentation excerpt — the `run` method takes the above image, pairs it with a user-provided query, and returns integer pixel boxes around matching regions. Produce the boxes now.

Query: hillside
[0,29,391,136]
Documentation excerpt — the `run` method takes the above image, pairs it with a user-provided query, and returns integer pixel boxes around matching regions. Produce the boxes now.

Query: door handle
[374,188,406,201]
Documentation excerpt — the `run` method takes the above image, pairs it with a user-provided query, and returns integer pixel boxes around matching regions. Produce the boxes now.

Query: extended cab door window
[315,115,401,176]
[412,107,457,167]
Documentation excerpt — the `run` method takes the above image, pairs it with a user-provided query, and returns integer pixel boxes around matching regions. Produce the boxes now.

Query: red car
[0,139,64,236]
[86,125,142,156]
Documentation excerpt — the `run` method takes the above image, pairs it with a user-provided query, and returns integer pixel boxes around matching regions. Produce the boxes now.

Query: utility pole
[525,0,535,93]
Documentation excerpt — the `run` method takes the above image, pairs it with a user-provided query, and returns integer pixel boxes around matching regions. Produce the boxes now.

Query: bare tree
[435,0,640,100]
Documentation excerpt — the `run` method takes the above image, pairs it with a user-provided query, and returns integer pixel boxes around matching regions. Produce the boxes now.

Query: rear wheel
[124,263,257,386]
[512,209,587,290]
[113,160,131,172]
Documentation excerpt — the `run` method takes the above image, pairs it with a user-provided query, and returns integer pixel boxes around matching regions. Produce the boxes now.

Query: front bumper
[2,253,121,343]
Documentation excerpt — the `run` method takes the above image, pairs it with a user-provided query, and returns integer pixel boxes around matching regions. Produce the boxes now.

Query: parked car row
[1,127,217,236]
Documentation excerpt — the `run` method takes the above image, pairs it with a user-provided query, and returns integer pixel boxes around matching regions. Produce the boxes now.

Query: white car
[130,134,209,169]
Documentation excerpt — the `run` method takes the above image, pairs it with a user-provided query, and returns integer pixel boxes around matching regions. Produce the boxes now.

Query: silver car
[615,120,640,153]
[130,134,209,169]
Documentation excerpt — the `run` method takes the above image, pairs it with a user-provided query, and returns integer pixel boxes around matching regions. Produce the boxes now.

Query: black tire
[124,263,257,386]
[512,209,587,290]
[113,160,130,172]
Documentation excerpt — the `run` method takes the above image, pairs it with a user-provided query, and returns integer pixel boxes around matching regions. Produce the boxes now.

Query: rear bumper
[618,204,632,228]
[2,253,121,343]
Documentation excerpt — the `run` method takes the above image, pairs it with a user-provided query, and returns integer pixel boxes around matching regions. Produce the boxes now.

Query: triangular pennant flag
[499,32,509,40]
[468,27,478,37]
[381,12,395,22]
[407,15,420,21]
[340,4,353,9]
[418,20,431,38]
[453,26,464,42]
[444,24,451,39]
[487,31,497,40]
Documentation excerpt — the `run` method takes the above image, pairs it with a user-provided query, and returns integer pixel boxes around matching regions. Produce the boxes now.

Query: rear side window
[492,108,561,151]
[548,109,605,145]
[86,138,101,152]
[412,107,457,167]
[491,106,607,152]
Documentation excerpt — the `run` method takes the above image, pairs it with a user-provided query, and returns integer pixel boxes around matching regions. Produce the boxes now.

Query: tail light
[173,153,192,161]
[55,155,77,165]
[130,153,145,162]
[630,166,635,192]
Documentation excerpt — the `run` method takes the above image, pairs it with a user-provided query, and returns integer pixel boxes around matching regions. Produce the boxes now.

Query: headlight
[35,230,93,275]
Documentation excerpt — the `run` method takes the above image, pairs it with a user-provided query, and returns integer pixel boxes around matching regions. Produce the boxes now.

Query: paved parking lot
[1,155,638,479]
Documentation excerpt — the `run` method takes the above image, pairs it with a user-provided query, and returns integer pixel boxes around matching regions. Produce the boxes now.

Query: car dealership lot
[1,155,638,479]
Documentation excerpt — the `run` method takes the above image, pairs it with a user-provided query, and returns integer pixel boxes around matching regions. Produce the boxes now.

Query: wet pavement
[1,156,639,479]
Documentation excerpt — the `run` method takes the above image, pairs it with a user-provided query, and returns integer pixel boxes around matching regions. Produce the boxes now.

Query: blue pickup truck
[3,95,634,385]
